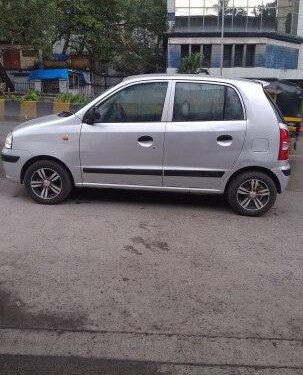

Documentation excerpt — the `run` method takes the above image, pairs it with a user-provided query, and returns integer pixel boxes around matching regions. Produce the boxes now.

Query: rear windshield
[264,91,285,123]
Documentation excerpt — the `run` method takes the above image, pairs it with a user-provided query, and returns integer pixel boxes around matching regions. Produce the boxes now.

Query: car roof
[123,74,261,88]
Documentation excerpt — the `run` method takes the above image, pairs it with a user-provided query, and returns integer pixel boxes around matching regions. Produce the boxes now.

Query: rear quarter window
[264,91,284,123]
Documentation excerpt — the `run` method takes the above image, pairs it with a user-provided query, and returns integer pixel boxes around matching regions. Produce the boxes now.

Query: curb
[0,100,83,122]
[1,328,303,370]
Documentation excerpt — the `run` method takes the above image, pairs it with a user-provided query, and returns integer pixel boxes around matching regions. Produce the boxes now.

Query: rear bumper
[282,168,291,176]
[271,164,291,193]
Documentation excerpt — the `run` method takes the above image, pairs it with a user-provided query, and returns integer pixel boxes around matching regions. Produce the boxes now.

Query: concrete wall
[207,67,303,79]
[168,65,303,79]
[297,0,303,38]
[0,99,83,122]
[0,46,40,70]
[166,0,303,77]
[297,0,303,71]
[167,35,303,78]
[167,0,175,32]
[167,0,174,13]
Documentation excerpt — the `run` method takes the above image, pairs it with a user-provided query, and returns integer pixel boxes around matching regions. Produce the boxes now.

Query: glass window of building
[246,44,256,66]
[202,44,212,67]
[181,44,190,58]
[192,44,201,53]
[234,44,244,66]
[174,0,299,35]
[277,0,294,34]
[223,45,233,67]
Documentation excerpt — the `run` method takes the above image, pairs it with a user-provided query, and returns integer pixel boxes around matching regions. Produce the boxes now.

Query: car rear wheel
[227,171,277,216]
[24,160,72,204]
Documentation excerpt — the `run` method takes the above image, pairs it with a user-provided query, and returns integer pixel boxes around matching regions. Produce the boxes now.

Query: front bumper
[1,148,32,183]
[1,154,20,163]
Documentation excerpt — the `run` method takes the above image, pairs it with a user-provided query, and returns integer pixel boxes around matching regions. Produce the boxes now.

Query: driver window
[96,82,168,123]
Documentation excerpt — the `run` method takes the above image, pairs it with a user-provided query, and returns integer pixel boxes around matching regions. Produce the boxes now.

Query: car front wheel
[227,171,277,216]
[24,160,72,204]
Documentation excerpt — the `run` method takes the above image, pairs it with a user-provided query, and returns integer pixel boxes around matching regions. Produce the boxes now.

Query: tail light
[278,127,290,160]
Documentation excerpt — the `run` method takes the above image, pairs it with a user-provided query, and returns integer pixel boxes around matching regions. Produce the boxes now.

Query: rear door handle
[217,135,233,142]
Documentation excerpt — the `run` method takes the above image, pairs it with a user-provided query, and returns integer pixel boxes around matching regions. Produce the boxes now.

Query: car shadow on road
[0,354,170,375]
[1,178,230,213]
[72,187,229,212]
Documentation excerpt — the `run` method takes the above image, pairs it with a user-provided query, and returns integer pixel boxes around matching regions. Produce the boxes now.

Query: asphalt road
[0,122,303,374]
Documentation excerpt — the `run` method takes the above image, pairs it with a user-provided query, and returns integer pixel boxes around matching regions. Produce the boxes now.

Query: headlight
[4,133,13,149]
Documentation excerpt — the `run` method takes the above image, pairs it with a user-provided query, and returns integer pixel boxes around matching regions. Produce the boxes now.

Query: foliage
[0,0,57,58]
[54,92,88,104]
[0,93,19,101]
[0,0,120,58]
[21,90,40,102]
[113,0,167,73]
[0,0,167,73]
[7,94,19,101]
[51,0,121,58]
[178,53,204,74]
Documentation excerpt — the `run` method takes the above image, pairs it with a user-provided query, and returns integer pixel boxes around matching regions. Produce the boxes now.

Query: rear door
[163,81,247,190]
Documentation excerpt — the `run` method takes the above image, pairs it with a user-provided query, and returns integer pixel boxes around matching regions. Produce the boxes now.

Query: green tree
[113,0,167,73]
[0,0,57,56]
[52,0,120,57]
[0,0,167,73]
[0,0,121,59]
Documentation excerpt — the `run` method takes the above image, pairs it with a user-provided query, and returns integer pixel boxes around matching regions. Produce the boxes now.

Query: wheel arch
[224,166,281,195]
[20,156,75,186]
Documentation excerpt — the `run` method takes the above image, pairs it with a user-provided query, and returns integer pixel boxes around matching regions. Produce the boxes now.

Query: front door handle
[138,136,153,143]
[138,135,154,148]
[217,135,233,142]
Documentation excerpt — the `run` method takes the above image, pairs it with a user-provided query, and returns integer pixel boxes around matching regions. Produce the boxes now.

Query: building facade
[167,0,303,80]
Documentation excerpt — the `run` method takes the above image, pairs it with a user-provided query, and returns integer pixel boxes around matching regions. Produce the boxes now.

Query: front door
[80,81,169,187]
[163,81,247,190]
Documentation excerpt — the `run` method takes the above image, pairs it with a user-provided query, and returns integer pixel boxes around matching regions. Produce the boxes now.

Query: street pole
[220,1,225,76]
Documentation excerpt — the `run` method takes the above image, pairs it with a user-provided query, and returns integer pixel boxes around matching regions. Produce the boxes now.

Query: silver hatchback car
[1,75,291,216]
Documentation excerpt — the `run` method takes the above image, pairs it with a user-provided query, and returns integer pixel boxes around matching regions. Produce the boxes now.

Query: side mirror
[83,106,101,125]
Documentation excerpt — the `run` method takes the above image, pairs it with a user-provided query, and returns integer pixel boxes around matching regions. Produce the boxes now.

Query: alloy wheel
[236,178,271,212]
[30,168,62,200]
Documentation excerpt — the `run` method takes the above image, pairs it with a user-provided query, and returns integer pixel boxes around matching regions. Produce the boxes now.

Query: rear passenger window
[173,82,244,122]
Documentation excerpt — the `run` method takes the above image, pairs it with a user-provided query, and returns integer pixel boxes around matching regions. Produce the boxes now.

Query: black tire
[24,160,72,205]
[227,171,277,216]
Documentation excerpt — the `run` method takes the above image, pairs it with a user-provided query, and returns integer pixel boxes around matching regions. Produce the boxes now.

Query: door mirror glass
[83,106,101,124]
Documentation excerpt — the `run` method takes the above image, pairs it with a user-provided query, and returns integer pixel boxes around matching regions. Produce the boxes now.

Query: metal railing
[7,75,125,98]
[12,81,32,94]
